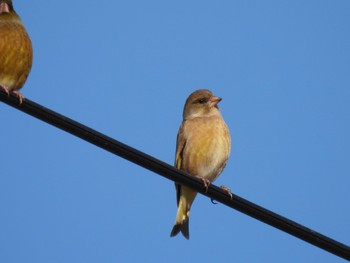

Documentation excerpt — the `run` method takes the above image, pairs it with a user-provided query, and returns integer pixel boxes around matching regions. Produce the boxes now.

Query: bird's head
[0,0,17,17]
[183,89,222,120]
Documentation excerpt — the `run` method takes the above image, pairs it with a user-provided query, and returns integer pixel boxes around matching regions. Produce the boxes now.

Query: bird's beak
[0,3,10,14]
[209,96,222,108]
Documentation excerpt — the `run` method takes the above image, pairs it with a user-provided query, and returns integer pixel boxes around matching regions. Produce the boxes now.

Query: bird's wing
[174,121,187,205]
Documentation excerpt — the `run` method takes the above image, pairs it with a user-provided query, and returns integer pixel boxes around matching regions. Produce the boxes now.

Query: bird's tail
[170,186,197,239]
[170,204,190,239]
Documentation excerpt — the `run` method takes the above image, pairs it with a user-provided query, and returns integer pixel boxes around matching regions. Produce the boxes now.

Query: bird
[170,89,231,239]
[0,0,33,104]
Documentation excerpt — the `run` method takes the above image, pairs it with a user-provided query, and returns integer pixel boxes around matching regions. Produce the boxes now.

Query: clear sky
[1,1,349,262]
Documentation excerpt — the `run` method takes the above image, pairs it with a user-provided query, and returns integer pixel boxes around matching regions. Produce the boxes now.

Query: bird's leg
[220,185,233,200]
[0,84,10,97]
[199,177,211,193]
[12,90,25,104]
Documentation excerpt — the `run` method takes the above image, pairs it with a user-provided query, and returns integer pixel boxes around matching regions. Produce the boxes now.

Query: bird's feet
[12,90,25,104]
[0,84,10,97]
[220,185,233,200]
[0,85,24,104]
[199,177,211,193]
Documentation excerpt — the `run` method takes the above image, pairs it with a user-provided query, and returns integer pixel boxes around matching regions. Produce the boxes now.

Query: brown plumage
[0,0,33,104]
[170,89,231,239]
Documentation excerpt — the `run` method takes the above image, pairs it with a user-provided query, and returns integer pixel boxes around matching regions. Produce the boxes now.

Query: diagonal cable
[1,90,349,261]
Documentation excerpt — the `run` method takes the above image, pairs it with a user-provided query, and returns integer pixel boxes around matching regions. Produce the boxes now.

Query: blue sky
[1,1,349,262]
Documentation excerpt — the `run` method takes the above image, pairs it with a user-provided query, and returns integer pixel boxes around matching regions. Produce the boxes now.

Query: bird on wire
[170,89,231,239]
[0,0,33,104]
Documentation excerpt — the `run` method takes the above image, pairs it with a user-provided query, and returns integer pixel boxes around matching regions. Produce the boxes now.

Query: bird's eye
[198,98,207,104]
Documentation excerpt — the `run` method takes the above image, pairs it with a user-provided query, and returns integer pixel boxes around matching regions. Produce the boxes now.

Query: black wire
[1,90,349,261]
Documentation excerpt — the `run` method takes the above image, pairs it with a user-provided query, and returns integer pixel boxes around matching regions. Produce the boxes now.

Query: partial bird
[170,89,231,239]
[0,0,33,104]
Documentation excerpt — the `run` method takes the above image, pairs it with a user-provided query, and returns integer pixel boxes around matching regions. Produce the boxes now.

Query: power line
[1,90,349,261]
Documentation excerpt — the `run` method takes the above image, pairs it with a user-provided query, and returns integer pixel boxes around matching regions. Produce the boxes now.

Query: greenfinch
[170,89,231,239]
[0,0,33,104]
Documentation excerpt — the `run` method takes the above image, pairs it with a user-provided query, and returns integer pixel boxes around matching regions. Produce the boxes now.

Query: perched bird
[0,0,33,104]
[170,89,231,239]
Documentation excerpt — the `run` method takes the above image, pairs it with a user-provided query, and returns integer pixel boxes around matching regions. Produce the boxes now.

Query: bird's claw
[0,84,10,97]
[220,185,233,200]
[12,90,25,104]
[0,86,24,104]
[200,178,211,193]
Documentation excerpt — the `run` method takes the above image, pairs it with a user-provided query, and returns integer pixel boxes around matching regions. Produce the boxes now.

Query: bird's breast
[181,116,231,181]
[0,20,33,90]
